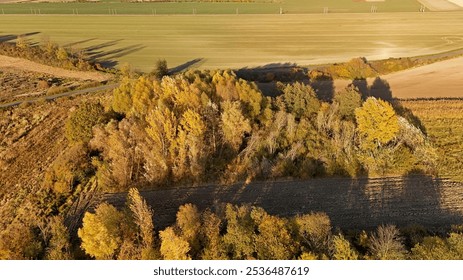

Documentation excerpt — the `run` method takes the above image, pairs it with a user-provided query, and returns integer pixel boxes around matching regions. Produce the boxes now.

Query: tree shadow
[169,58,204,74]
[352,78,369,99]
[236,63,309,97]
[391,101,427,134]
[310,76,334,101]
[79,40,144,69]
[63,38,98,48]
[369,77,393,101]
[0,31,41,43]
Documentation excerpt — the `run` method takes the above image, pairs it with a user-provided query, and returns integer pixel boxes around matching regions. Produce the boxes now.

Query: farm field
[2,13,463,71]
[0,0,423,15]
[333,56,463,98]
[401,100,463,181]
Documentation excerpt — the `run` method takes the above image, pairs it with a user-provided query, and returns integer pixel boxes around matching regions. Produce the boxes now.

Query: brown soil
[334,56,463,99]
[0,55,111,82]
[103,176,463,231]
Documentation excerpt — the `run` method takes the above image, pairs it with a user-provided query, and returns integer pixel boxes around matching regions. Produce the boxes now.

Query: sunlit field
[1,12,463,71]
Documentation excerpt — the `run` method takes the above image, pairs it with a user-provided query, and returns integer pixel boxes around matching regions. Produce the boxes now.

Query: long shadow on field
[0,32,40,43]
[102,175,463,231]
[169,58,204,74]
[81,40,145,68]
[63,38,98,48]
[369,77,393,101]
[311,76,334,101]
[352,78,369,99]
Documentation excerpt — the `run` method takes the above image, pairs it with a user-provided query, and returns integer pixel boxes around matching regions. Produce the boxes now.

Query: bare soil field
[104,176,463,231]
[0,55,111,82]
[419,0,463,10]
[334,56,463,99]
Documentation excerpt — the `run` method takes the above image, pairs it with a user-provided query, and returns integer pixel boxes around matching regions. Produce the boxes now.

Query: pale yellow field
[1,13,463,72]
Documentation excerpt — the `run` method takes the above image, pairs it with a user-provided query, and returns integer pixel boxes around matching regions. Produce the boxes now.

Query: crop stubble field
[2,12,463,71]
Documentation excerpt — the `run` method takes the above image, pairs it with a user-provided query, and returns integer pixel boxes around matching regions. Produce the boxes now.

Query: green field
[0,0,422,15]
[1,12,463,71]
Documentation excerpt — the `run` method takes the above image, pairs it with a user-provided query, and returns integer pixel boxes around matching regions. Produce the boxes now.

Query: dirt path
[334,56,463,99]
[0,55,111,82]
[103,176,463,231]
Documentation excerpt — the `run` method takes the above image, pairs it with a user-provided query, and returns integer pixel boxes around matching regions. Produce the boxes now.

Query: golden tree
[78,203,124,260]
[355,97,399,150]
[159,227,191,260]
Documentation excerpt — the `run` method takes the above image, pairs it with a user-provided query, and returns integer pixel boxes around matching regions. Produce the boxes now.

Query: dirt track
[103,176,463,230]
[334,56,463,99]
[0,55,111,82]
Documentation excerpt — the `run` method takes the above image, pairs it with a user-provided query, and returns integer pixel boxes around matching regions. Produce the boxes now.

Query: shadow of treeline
[352,77,393,101]
[103,175,463,232]
[73,39,145,68]
[169,58,204,74]
[0,32,41,44]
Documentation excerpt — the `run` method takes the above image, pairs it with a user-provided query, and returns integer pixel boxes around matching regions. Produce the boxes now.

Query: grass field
[0,0,423,15]
[2,13,463,71]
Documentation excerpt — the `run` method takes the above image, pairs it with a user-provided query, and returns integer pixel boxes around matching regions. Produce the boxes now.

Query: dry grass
[401,100,463,181]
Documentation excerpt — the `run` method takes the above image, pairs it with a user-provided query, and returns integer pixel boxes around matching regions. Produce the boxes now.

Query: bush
[65,102,106,143]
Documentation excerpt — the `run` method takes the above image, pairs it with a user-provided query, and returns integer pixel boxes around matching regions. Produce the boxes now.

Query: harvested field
[1,13,463,71]
[103,176,463,231]
[334,56,463,99]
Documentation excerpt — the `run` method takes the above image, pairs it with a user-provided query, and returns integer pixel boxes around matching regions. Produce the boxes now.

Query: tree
[152,59,169,80]
[220,101,251,151]
[200,210,227,260]
[45,216,72,260]
[333,86,362,121]
[282,82,320,119]
[78,203,124,260]
[127,188,156,259]
[411,233,463,260]
[294,212,332,256]
[56,46,68,61]
[332,234,358,260]
[176,204,201,257]
[159,227,191,260]
[369,224,406,260]
[112,78,133,115]
[65,102,105,143]
[355,97,399,150]
[223,204,255,259]
[251,207,296,260]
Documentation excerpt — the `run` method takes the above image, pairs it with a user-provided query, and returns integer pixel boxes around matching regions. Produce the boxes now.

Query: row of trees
[59,69,436,193]
[0,36,95,71]
[76,190,463,260]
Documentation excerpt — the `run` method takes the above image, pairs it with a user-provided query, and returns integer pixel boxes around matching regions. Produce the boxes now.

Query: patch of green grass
[0,0,422,15]
[1,13,463,71]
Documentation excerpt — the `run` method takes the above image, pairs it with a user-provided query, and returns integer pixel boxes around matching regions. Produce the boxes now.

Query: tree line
[70,188,463,260]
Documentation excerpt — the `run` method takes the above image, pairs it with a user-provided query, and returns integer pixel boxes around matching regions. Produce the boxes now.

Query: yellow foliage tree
[355,97,399,150]
[251,207,296,260]
[159,227,191,260]
[221,101,252,151]
[332,234,358,260]
[127,188,156,259]
[78,203,124,260]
